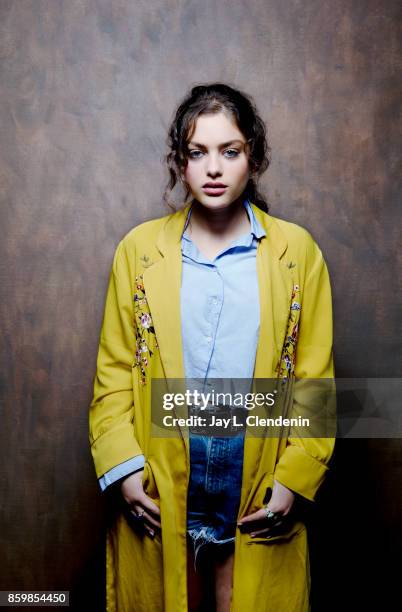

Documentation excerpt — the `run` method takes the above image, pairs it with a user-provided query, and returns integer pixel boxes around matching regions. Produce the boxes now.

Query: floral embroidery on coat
[276,283,301,380]
[133,273,158,385]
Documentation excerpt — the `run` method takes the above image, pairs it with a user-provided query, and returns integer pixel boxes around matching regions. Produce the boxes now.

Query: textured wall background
[0,0,401,609]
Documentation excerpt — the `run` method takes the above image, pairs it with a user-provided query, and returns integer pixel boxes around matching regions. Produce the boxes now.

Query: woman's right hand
[120,470,161,538]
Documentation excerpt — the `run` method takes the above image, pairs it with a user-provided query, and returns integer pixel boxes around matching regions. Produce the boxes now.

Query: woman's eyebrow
[188,139,246,148]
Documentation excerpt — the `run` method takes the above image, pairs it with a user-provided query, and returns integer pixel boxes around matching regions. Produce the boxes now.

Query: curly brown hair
[163,82,271,213]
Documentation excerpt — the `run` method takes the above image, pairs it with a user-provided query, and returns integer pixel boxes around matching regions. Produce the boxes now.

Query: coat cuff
[98,455,146,492]
[90,424,143,479]
[273,445,329,502]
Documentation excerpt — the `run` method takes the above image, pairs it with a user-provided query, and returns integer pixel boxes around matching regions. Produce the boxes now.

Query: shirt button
[213,298,218,305]
[206,336,212,343]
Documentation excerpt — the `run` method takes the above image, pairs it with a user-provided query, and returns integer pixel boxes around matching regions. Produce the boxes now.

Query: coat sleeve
[89,239,144,479]
[273,233,336,502]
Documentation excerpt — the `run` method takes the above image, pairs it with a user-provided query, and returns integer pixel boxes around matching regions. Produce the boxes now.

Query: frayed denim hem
[187,527,235,572]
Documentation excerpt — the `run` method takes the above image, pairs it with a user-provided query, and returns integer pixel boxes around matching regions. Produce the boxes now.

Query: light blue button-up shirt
[181,198,265,383]
[98,199,266,491]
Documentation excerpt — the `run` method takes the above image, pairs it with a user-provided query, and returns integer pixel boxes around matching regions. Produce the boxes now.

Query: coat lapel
[252,206,294,378]
[142,204,191,380]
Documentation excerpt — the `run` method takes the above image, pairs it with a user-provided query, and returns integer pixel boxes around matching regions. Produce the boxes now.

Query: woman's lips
[202,186,227,196]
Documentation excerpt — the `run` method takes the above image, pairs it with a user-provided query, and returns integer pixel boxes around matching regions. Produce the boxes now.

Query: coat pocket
[241,471,275,514]
[245,519,306,545]
[241,471,306,545]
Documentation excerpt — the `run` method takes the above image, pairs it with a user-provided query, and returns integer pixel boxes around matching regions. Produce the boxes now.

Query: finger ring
[264,506,279,521]
[136,509,145,520]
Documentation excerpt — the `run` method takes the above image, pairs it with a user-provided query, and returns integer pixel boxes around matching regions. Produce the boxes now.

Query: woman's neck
[188,197,250,241]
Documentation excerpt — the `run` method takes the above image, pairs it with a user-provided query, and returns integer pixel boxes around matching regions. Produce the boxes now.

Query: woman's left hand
[237,479,295,538]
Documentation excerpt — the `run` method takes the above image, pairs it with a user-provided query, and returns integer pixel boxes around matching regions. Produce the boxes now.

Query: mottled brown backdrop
[0,1,401,610]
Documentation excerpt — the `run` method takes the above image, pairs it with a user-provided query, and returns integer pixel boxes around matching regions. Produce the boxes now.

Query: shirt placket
[204,264,223,379]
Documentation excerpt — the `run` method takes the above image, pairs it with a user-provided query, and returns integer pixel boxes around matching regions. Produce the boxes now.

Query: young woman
[89,83,335,612]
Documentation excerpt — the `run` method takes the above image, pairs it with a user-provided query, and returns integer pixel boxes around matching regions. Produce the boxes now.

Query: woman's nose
[205,154,223,177]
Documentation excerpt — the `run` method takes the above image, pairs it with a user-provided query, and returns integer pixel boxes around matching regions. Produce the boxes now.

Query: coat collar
[154,201,288,260]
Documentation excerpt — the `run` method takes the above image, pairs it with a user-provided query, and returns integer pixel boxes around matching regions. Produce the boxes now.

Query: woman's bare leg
[187,544,206,611]
[213,549,235,612]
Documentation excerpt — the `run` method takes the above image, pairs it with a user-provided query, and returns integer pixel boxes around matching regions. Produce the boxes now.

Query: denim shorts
[186,431,245,569]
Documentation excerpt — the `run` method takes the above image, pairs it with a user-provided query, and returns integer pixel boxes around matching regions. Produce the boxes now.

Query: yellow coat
[89,202,335,612]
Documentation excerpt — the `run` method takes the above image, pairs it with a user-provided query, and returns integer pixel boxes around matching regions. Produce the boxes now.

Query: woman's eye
[224,149,239,158]
[189,150,203,159]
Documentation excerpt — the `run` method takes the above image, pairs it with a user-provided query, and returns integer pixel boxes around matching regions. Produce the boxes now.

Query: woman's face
[182,111,250,211]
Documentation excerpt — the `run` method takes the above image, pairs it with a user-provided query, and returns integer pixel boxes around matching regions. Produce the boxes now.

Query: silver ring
[264,506,280,521]
[135,509,145,520]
